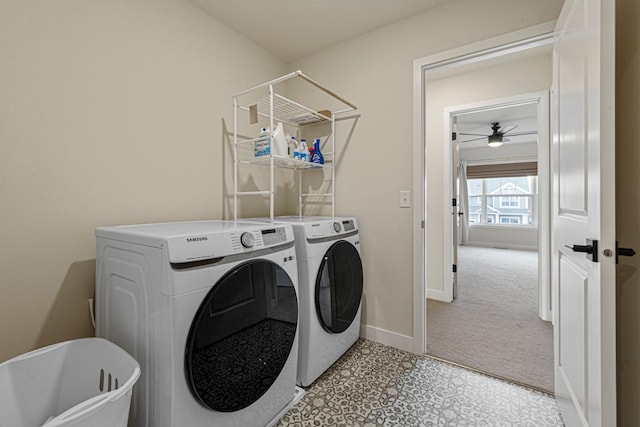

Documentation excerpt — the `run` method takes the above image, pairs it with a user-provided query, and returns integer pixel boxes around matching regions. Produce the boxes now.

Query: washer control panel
[260,227,288,246]
[240,232,255,248]
[342,219,355,232]
[167,224,293,263]
[230,227,289,252]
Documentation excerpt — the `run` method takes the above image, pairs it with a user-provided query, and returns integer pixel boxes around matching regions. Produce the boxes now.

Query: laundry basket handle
[41,393,111,426]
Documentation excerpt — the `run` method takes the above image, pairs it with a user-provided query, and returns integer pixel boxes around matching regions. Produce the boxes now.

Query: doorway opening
[426,96,553,392]
[410,21,556,385]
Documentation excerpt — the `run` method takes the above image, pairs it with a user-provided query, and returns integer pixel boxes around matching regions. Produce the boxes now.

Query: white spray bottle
[300,138,310,162]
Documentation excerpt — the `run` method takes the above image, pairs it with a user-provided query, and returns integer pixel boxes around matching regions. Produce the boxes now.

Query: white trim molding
[360,324,414,353]
[412,21,556,355]
[442,90,551,322]
[467,242,539,251]
[426,288,451,303]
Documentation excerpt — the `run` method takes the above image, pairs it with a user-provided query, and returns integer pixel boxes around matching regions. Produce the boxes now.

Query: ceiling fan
[458,122,537,147]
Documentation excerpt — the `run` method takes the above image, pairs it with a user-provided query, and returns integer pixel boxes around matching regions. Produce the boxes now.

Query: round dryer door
[315,240,363,334]
[184,260,298,412]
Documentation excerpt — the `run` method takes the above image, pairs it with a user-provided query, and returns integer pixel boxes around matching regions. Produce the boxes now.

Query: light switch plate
[400,190,411,208]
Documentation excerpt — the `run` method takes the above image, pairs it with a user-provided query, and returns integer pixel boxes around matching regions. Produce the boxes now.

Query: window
[500,196,520,208]
[467,175,536,226]
[500,216,521,224]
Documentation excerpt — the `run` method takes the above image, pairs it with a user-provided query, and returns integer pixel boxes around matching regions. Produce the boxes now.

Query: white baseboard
[426,288,451,302]
[359,324,414,352]
[468,241,538,251]
[540,309,552,323]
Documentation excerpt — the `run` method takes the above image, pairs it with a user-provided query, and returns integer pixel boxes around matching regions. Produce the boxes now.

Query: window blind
[466,161,538,179]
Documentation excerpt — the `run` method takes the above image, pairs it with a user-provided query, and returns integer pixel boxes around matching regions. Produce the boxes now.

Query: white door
[551,0,616,425]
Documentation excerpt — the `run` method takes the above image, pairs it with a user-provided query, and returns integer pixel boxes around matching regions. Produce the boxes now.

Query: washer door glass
[185,260,298,412]
[315,241,363,334]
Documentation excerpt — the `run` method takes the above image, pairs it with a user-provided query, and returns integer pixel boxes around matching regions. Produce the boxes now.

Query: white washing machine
[95,220,300,427]
[249,216,363,387]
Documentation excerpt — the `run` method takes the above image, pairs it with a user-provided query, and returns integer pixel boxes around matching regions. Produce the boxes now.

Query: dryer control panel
[303,218,358,240]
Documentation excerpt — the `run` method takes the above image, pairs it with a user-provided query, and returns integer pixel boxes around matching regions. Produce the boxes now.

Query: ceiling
[189,0,451,62]
[457,102,538,150]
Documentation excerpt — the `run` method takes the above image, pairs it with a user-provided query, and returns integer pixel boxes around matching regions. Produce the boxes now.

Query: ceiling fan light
[488,134,503,147]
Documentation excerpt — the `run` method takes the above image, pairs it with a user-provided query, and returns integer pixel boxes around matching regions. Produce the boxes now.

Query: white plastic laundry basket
[0,338,140,427]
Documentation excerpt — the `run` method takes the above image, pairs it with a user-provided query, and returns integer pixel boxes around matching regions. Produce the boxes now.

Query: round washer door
[315,240,363,334]
[184,259,298,412]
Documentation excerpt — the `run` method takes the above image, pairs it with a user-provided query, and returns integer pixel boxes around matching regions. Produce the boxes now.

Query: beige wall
[425,54,551,293]
[616,0,640,424]
[0,0,285,361]
[468,226,539,251]
[288,0,562,338]
[4,1,636,421]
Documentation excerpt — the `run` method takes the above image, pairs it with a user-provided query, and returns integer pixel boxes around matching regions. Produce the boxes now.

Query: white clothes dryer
[95,221,299,427]
[249,216,363,387]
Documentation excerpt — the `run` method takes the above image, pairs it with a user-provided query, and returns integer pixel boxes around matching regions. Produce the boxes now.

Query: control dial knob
[333,222,342,233]
[240,232,255,248]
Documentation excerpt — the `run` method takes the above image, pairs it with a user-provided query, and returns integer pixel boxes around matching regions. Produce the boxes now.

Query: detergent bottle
[254,127,270,157]
[271,122,287,157]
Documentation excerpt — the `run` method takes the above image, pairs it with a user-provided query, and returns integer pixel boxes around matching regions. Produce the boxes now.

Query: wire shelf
[238,94,331,127]
[240,155,331,170]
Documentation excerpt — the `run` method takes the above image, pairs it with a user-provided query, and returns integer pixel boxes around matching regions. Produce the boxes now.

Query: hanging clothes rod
[296,72,357,110]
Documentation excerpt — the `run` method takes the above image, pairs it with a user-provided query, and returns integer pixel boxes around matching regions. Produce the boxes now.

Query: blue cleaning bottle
[311,138,324,164]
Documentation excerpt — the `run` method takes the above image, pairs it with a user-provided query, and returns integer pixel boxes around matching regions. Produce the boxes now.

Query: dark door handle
[458,211,464,216]
[565,238,599,262]
[618,248,636,257]
[616,242,636,264]
[565,244,593,254]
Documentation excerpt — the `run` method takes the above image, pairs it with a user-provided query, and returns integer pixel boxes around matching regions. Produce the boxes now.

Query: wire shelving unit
[232,70,357,221]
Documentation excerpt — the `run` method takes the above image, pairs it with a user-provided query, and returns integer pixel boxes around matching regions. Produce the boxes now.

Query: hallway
[427,246,553,392]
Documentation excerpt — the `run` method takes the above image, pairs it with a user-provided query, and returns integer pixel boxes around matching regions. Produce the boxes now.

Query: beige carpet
[426,246,554,393]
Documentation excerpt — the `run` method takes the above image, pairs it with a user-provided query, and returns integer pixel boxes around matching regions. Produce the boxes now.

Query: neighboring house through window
[500,216,521,224]
[467,175,536,226]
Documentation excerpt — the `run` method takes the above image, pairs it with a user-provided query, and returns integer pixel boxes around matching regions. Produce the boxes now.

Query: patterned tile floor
[278,339,564,427]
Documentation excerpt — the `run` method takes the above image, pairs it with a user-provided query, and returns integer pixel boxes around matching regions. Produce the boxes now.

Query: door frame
[441,91,551,322]
[412,21,556,354]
